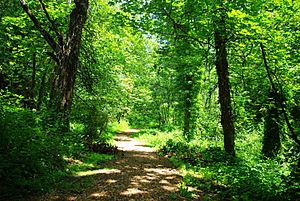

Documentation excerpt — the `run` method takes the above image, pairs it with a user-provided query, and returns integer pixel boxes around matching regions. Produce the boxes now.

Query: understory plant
[134,128,299,200]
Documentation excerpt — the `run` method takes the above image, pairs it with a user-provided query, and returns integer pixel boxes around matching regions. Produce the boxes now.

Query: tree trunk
[260,42,300,145]
[262,90,281,158]
[214,9,235,156]
[54,0,89,115]
[20,0,89,130]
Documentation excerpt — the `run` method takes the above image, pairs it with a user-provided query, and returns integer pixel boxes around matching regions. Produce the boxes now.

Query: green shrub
[135,128,298,200]
[133,129,181,149]
[67,152,115,173]
[0,102,66,199]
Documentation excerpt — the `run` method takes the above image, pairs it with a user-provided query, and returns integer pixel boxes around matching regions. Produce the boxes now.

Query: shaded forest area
[0,0,299,200]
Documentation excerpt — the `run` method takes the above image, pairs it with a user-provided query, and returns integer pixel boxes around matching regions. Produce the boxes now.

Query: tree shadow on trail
[76,151,185,200]
[32,132,187,201]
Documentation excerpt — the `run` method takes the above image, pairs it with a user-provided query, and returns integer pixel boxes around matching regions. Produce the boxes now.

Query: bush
[0,99,66,199]
[135,128,298,200]
[133,129,181,149]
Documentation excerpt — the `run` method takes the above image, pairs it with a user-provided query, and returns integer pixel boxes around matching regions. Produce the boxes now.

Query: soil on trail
[39,129,188,201]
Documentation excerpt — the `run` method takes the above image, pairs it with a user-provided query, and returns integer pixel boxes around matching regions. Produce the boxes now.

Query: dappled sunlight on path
[115,132,155,153]
[37,129,188,201]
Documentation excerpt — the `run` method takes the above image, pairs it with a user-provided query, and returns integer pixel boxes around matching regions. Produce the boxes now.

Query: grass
[66,152,115,173]
[132,129,183,149]
[42,148,116,196]
[32,121,122,197]
[133,128,297,201]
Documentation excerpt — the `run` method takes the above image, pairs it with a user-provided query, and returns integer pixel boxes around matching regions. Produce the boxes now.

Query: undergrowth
[0,92,123,200]
[134,129,299,201]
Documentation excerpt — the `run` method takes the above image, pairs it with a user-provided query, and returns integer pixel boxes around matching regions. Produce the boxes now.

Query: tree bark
[20,0,89,129]
[54,0,89,116]
[260,43,300,145]
[262,90,281,158]
[214,9,235,156]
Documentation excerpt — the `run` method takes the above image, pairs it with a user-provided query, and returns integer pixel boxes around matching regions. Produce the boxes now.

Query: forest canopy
[0,0,299,200]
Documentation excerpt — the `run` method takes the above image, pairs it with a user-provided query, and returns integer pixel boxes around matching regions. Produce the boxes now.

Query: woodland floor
[31,129,201,201]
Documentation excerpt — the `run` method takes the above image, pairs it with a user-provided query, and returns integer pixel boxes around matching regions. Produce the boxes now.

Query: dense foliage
[0,0,299,200]
[134,129,298,200]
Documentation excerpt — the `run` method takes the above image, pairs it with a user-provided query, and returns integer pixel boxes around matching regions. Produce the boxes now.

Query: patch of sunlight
[162,185,177,191]
[106,179,118,184]
[165,176,177,180]
[160,179,177,191]
[89,192,107,198]
[130,181,139,186]
[159,179,170,185]
[131,175,152,185]
[67,196,77,201]
[131,153,156,159]
[75,168,121,176]
[145,175,157,180]
[123,129,141,133]
[145,167,177,175]
[121,188,147,195]
[139,179,151,183]
[115,135,155,152]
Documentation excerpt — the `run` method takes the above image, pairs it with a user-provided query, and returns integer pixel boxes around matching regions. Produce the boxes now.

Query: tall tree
[214,5,235,156]
[151,0,236,153]
[19,0,89,128]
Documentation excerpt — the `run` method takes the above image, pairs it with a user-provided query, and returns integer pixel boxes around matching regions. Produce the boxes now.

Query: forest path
[39,129,189,201]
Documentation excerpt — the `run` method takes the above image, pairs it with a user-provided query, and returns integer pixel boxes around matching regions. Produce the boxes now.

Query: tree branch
[260,42,300,145]
[38,0,64,46]
[162,8,210,48]
[19,0,59,53]
[46,51,59,64]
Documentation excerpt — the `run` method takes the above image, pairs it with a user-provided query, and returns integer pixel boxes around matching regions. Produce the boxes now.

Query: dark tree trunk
[20,0,89,130]
[260,43,300,145]
[214,9,235,156]
[51,1,89,118]
[262,90,281,158]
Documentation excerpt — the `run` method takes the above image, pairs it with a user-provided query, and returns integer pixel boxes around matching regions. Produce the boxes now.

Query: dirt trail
[39,129,188,201]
